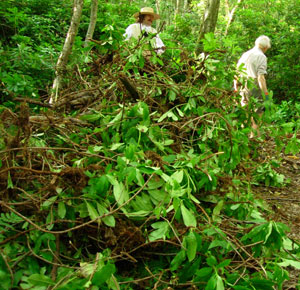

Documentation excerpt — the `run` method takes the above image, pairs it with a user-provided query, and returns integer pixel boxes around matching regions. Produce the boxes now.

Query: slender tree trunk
[155,0,161,30]
[224,0,230,18]
[184,0,189,11]
[198,0,220,42]
[174,0,180,28]
[50,0,84,104]
[84,0,98,47]
[224,0,243,36]
[175,0,180,19]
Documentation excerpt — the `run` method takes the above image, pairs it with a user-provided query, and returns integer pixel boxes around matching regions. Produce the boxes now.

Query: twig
[195,203,211,224]
[0,174,154,235]
[145,266,206,287]
[127,239,182,255]
[118,274,156,285]
[0,229,31,246]
[26,236,78,269]
[50,234,61,282]
[0,249,14,289]
[0,146,116,162]
[266,197,300,202]
[14,97,53,108]
[0,166,61,176]
[161,216,184,248]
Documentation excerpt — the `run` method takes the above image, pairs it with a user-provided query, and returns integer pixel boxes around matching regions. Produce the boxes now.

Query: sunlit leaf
[58,201,66,219]
[181,203,196,227]
[92,263,116,286]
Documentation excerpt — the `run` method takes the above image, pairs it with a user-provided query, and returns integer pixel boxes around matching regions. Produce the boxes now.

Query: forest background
[1,0,300,289]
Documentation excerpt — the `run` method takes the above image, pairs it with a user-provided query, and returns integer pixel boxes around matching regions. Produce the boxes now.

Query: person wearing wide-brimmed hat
[124,7,165,55]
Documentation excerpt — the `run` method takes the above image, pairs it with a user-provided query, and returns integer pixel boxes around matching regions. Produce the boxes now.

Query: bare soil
[253,139,300,289]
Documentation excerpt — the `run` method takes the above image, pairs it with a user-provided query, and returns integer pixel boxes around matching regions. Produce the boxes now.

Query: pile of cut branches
[0,45,298,290]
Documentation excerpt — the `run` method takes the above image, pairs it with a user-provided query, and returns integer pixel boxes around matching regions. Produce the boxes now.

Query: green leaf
[264,222,273,244]
[216,259,231,269]
[171,170,184,183]
[97,203,115,227]
[249,278,274,289]
[170,250,186,271]
[91,145,103,152]
[58,202,66,219]
[110,142,124,150]
[181,203,196,227]
[92,263,116,286]
[196,267,212,278]
[148,221,169,241]
[86,201,100,223]
[137,124,148,133]
[139,55,145,68]
[7,172,13,189]
[28,274,55,286]
[209,240,230,250]
[113,181,129,206]
[216,274,224,290]
[125,144,136,160]
[147,178,164,190]
[138,166,157,174]
[205,273,217,290]
[212,200,224,222]
[168,89,177,101]
[185,232,198,262]
[0,270,11,289]
[278,259,300,269]
[157,111,169,122]
[206,255,217,267]
[176,107,185,117]
[135,169,144,186]
[41,196,57,209]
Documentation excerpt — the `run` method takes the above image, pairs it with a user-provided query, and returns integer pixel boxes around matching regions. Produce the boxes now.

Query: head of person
[255,35,271,53]
[133,7,160,26]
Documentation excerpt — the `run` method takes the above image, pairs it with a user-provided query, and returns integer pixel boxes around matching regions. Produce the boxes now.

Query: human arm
[155,34,165,55]
[148,27,165,55]
[233,75,239,92]
[257,74,268,95]
[256,54,268,95]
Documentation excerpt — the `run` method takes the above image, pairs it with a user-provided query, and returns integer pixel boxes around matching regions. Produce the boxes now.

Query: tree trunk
[184,0,190,11]
[224,0,243,36]
[224,0,230,18]
[198,0,220,42]
[50,0,84,104]
[84,0,98,47]
[175,0,180,18]
[155,0,161,30]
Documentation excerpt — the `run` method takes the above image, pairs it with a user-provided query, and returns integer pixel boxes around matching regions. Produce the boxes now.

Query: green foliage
[225,0,300,101]
[253,161,286,187]
[0,0,72,102]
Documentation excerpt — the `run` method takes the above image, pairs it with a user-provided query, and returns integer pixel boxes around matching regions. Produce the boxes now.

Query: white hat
[133,7,160,20]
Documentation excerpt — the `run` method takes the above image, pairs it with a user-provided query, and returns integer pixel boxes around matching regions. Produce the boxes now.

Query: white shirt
[237,46,267,78]
[124,23,165,55]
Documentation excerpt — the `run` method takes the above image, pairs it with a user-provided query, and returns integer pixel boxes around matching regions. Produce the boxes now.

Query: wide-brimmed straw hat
[133,7,160,20]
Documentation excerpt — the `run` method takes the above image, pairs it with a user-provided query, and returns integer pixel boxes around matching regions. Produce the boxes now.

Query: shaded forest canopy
[1,0,300,289]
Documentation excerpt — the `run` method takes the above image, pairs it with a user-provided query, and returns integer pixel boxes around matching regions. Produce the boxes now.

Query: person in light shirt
[124,7,165,56]
[234,35,271,137]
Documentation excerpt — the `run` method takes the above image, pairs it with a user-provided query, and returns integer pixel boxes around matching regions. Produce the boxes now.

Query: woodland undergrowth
[0,37,299,290]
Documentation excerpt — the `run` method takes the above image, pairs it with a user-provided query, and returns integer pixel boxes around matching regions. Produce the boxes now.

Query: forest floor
[252,138,300,289]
